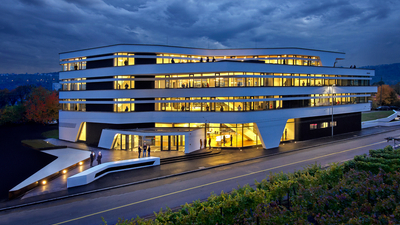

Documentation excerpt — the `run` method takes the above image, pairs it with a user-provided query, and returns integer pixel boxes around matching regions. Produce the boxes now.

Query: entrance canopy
[98,127,204,154]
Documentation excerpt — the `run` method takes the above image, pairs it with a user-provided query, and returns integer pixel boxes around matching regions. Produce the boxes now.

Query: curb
[1,126,399,212]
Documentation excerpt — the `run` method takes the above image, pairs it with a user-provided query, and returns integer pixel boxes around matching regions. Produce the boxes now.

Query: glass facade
[112,134,185,152]
[156,123,262,148]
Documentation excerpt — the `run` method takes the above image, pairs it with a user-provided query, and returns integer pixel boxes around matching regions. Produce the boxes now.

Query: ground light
[62,169,67,174]
[42,180,47,185]
[79,161,83,165]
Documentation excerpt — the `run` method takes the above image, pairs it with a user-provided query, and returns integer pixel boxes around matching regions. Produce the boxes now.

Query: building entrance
[156,135,185,151]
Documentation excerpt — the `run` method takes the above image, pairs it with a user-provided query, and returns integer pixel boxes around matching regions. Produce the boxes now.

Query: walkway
[2,125,400,208]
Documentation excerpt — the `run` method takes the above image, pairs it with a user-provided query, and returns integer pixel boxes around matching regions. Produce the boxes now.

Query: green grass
[21,139,56,149]
[362,111,395,121]
[41,129,59,139]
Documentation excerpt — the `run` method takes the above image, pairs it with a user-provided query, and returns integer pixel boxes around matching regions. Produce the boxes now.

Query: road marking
[53,140,386,225]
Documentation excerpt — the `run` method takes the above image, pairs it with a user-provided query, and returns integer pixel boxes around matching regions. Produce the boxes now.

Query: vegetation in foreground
[362,111,395,121]
[105,145,400,224]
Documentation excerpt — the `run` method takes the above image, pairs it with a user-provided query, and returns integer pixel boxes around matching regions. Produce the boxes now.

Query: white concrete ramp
[9,148,89,198]
[67,157,160,188]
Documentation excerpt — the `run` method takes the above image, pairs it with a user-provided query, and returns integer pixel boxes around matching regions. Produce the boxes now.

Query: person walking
[143,143,147,157]
[97,151,102,165]
[204,138,207,149]
[223,135,226,146]
[208,138,211,149]
[200,139,203,149]
[148,145,151,157]
[90,151,95,167]
[138,145,142,158]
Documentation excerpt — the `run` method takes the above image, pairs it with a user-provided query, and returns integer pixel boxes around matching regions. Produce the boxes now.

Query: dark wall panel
[86,99,113,112]
[86,59,113,69]
[85,122,155,146]
[135,75,154,89]
[135,58,156,65]
[295,112,361,141]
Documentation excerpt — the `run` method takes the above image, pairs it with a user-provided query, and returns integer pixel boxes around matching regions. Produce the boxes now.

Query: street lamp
[331,84,336,137]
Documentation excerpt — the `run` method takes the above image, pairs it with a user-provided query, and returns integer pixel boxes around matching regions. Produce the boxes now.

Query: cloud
[0,0,399,73]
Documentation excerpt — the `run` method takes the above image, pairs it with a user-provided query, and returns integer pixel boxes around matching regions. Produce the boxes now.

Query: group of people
[137,143,151,158]
[350,65,357,68]
[200,138,212,149]
[90,151,102,167]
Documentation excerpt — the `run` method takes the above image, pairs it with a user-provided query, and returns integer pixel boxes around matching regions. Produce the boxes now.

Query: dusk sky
[1,0,399,74]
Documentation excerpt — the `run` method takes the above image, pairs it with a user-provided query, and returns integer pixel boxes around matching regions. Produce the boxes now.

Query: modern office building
[59,44,376,153]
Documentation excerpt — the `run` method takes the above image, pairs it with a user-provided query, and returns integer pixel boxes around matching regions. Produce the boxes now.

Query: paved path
[0,128,399,225]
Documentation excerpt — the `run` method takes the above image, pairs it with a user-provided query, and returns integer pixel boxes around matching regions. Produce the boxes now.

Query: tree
[375,85,399,106]
[14,85,34,103]
[24,87,60,124]
[0,89,10,108]
[0,104,25,125]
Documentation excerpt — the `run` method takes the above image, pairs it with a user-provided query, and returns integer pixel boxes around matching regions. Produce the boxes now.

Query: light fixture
[62,169,67,174]
[42,180,47,185]
[79,161,83,165]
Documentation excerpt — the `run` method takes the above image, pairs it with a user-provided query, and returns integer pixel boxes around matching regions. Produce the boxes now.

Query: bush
[107,146,400,225]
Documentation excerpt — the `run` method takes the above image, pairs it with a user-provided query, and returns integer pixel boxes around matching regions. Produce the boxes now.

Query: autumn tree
[24,87,60,124]
[375,84,399,106]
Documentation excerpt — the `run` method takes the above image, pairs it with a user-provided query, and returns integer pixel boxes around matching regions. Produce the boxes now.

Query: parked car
[389,106,400,111]
[376,106,391,111]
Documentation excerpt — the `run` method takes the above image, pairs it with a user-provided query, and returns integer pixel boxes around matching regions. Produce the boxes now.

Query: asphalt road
[0,129,398,225]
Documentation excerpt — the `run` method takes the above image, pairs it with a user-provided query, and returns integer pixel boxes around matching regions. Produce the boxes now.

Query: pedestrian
[138,145,142,158]
[206,105,210,111]
[90,151,95,167]
[223,135,226,146]
[353,65,356,68]
[230,134,233,146]
[143,143,147,157]
[238,105,242,111]
[204,138,207,149]
[208,138,211,149]
[148,145,151,157]
[350,65,353,68]
[97,151,102,164]
[171,58,175,63]
[200,139,203,149]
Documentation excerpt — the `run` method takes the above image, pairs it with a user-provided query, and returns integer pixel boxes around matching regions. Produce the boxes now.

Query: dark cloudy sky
[1,0,399,73]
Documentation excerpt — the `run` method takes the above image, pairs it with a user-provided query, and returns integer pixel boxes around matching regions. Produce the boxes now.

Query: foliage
[375,84,399,106]
[106,145,400,225]
[0,104,26,125]
[24,86,60,124]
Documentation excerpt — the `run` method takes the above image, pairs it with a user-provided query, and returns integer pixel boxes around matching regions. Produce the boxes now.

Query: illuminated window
[321,122,329,128]
[78,122,86,141]
[310,124,318,130]
[330,121,337,127]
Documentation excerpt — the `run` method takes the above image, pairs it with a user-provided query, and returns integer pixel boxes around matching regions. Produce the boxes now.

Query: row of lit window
[61,53,321,71]
[61,96,368,112]
[310,121,337,130]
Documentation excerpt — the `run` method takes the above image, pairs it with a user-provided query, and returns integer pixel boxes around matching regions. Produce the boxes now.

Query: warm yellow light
[42,180,47,185]
[79,161,83,165]
[62,170,67,174]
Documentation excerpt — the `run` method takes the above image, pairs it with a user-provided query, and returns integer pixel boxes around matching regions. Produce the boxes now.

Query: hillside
[361,63,400,85]
[0,72,59,90]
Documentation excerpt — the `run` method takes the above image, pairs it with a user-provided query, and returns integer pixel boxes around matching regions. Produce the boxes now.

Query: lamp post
[331,84,335,137]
